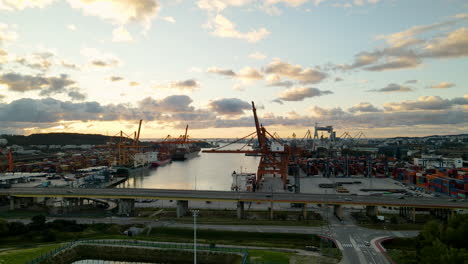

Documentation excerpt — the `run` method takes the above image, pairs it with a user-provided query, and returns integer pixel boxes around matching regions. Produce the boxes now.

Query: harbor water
[118,144,260,191]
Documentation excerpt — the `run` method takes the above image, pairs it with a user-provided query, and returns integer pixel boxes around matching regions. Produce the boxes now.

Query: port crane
[0,149,14,172]
[203,102,291,188]
[96,119,144,166]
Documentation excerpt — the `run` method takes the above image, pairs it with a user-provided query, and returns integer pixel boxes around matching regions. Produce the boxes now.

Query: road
[2,187,468,209]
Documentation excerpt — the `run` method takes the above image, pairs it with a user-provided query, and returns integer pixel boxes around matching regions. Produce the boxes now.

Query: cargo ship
[171,145,201,161]
[231,171,256,192]
[111,151,158,177]
[150,152,172,167]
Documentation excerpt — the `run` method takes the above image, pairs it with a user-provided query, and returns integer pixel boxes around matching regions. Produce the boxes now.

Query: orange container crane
[8,149,13,172]
[203,102,291,188]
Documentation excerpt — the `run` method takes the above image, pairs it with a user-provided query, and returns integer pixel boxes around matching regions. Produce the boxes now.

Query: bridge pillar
[410,207,416,223]
[237,201,245,219]
[333,204,343,219]
[302,203,308,220]
[176,200,189,218]
[118,199,135,216]
[9,197,17,210]
[366,205,378,217]
[268,202,274,220]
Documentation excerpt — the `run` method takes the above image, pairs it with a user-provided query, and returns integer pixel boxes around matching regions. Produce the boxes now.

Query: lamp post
[192,209,199,264]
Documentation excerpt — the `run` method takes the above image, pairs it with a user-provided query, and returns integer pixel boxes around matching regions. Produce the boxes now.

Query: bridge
[1,187,467,219]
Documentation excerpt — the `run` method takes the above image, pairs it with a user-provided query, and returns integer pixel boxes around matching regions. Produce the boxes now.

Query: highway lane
[1,187,468,209]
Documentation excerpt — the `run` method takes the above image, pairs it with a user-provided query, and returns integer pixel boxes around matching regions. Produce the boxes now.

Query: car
[305,246,318,252]
[449,199,457,202]
[344,198,352,201]
[364,241,371,247]
[266,194,272,198]
[66,190,73,193]
[398,196,405,199]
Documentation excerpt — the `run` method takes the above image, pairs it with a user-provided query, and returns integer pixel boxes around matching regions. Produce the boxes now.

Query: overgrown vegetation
[351,212,431,230]
[0,215,341,263]
[137,208,325,226]
[384,214,468,264]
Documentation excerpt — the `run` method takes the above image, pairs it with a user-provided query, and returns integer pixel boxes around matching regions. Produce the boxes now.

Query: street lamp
[192,209,199,264]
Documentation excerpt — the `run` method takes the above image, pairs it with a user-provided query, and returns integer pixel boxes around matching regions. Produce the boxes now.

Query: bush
[41,230,57,242]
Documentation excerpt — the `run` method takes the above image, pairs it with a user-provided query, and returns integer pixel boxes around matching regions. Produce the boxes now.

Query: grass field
[136,208,325,226]
[0,244,61,264]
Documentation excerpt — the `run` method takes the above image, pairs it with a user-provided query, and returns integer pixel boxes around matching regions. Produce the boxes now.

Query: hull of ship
[171,150,200,161]
[111,166,149,177]
[150,158,172,167]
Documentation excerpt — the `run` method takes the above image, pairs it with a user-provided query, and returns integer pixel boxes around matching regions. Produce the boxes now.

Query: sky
[0,0,467,139]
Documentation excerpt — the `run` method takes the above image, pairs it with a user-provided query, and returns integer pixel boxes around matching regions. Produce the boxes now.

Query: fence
[27,239,250,264]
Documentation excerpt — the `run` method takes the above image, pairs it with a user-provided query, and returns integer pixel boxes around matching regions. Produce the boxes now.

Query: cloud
[421,27,468,58]
[335,16,468,72]
[15,52,55,72]
[429,82,455,89]
[109,76,124,82]
[0,23,18,44]
[0,72,76,96]
[249,52,267,60]
[208,98,251,115]
[154,79,200,91]
[208,66,262,82]
[348,102,381,113]
[138,95,195,113]
[67,0,160,29]
[363,56,421,71]
[112,26,133,42]
[67,89,86,101]
[81,48,121,69]
[197,0,253,12]
[67,24,76,31]
[405,80,418,84]
[205,14,270,42]
[335,77,343,82]
[368,83,413,93]
[0,0,55,11]
[236,67,263,81]
[277,87,333,101]
[264,59,328,84]
[162,16,176,23]
[383,96,468,111]
[207,67,236,77]
[129,81,140,86]
[60,60,80,70]
[0,97,156,123]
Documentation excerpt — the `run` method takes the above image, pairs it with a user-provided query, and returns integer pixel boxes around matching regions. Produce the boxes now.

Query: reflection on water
[73,261,154,264]
[119,144,260,190]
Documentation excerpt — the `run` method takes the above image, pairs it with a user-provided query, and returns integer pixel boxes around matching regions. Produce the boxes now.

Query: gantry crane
[96,119,144,166]
[203,102,291,188]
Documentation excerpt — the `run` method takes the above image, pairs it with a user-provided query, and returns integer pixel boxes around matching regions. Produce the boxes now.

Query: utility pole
[192,210,199,264]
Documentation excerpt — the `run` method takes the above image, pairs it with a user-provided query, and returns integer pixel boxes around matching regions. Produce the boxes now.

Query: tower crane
[203,102,291,188]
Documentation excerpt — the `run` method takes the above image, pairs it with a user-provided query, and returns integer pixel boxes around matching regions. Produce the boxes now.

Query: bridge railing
[27,239,250,264]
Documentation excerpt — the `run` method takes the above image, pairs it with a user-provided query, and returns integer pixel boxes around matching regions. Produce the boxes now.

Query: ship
[231,171,256,192]
[111,151,158,177]
[150,152,172,167]
[171,144,201,161]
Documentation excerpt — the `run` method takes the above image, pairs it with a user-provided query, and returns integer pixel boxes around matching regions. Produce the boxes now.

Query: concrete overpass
[1,187,467,218]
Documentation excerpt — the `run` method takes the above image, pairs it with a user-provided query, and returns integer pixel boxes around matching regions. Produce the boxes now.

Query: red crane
[203,101,291,188]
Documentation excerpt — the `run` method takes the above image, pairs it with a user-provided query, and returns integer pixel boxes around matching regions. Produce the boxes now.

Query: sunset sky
[0,0,467,139]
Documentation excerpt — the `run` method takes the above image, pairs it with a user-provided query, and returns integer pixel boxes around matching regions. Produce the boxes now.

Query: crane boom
[252,102,264,149]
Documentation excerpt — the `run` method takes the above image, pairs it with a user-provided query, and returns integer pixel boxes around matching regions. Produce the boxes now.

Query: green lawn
[249,250,292,264]
[386,249,418,264]
[0,244,61,264]
[136,208,325,227]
